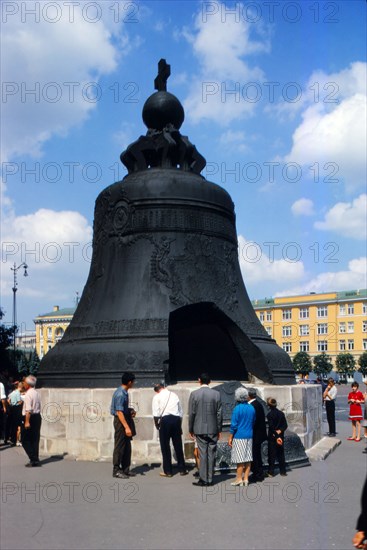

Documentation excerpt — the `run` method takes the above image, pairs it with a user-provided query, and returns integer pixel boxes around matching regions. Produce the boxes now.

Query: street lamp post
[10,262,28,369]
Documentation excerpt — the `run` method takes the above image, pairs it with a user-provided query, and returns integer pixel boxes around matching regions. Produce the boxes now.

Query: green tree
[336,353,356,381]
[17,349,40,378]
[313,353,333,377]
[358,352,367,377]
[0,308,16,375]
[292,351,312,376]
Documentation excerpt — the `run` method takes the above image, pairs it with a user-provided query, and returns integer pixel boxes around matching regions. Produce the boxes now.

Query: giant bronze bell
[39,60,295,388]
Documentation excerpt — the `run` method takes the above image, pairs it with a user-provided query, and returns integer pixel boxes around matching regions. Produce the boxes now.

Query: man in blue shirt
[111,372,136,478]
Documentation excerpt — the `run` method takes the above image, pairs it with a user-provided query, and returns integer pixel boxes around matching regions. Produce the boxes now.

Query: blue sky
[1,0,366,332]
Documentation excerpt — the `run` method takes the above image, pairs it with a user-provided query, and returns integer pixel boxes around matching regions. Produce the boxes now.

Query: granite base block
[38,384,321,464]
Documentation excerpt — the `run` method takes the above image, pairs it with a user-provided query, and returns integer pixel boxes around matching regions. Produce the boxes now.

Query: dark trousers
[252,439,264,479]
[112,416,131,474]
[268,436,286,475]
[21,414,42,463]
[159,415,186,474]
[0,408,9,442]
[8,405,23,444]
[196,434,218,484]
[325,400,336,434]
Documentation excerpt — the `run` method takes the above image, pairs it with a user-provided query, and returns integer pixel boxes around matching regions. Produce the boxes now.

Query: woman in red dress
[348,382,364,442]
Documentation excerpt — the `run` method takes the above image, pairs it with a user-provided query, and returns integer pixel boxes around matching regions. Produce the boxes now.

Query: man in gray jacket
[189,373,222,486]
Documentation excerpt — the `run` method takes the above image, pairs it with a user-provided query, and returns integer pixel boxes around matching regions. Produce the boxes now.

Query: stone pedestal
[38,383,322,463]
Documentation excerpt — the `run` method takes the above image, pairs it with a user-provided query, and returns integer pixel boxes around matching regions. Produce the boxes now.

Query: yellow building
[34,305,76,359]
[252,289,367,365]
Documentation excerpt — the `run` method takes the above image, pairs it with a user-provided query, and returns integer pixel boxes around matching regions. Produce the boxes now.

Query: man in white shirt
[152,384,188,477]
[323,378,337,436]
[21,375,42,466]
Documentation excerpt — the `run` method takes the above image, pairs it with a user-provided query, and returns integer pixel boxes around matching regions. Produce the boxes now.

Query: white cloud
[283,63,367,191]
[275,257,367,297]
[1,2,128,162]
[291,198,315,217]
[182,4,269,125]
[1,209,92,301]
[219,130,248,152]
[314,194,367,240]
[238,235,305,284]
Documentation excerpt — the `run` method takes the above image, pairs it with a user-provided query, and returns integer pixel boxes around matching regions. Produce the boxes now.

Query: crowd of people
[110,372,288,487]
[1,370,366,547]
[0,373,42,466]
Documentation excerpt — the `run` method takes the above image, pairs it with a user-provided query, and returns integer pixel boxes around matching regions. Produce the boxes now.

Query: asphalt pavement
[1,385,366,550]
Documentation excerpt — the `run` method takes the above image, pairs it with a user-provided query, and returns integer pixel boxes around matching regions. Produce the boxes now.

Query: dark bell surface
[142,91,185,130]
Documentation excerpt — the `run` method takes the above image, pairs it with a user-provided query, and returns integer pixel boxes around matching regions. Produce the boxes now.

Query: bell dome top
[121,59,205,175]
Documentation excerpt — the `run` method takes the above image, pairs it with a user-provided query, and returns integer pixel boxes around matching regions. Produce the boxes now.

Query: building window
[363,321,367,332]
[299,324,309,336]
[300,341,309,352]
[299,307,309,319]
[317,323,328,335]
[282,326,292,338]
[317,340,328,352]
[339,340,346,351]
[363,339,367,351]
[265,326,272,337]
[363,303,367,314]
[317,306,327,318]
[348,339,354,350]
[282,342,292,352]
[339,304,346,316]
[339,322,346,333]
[347,322,354,333]
[259,312,264,322]
[348,303,354,315]
[47,327,52,339]
[55,327,64,342]
[266,312,272,322]
[282,309,292,320]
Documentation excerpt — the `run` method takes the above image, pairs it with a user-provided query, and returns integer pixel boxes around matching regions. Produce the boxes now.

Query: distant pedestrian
[7,382,24,446]
[0,379,8,444]
[266,397,288,477]
[21,375,42,467]
[110,372,137,479]
[228,387,255,487]
[323,378,337,436]
[189,373,222,487]
[348,382,364,442]
[152,383,188,477]
[362,382,367,454]
[248,389,267,482]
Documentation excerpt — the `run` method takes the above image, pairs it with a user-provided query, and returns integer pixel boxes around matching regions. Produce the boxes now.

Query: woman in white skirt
[228,387,256,486]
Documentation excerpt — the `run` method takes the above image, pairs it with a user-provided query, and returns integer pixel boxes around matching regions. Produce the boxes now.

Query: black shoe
[265,472,274,478]
[362,449,367,454]
[25,461,41,468]
[125,471,136,477]
[180,470,189,476]
[193,471,200,478]
[113,472,129,479]
[192,479,210,487]
[280,472,287,477]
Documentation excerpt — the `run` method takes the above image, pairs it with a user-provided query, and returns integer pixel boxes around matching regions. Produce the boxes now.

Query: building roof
[34,307,77,320]
[252,289,367,308]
